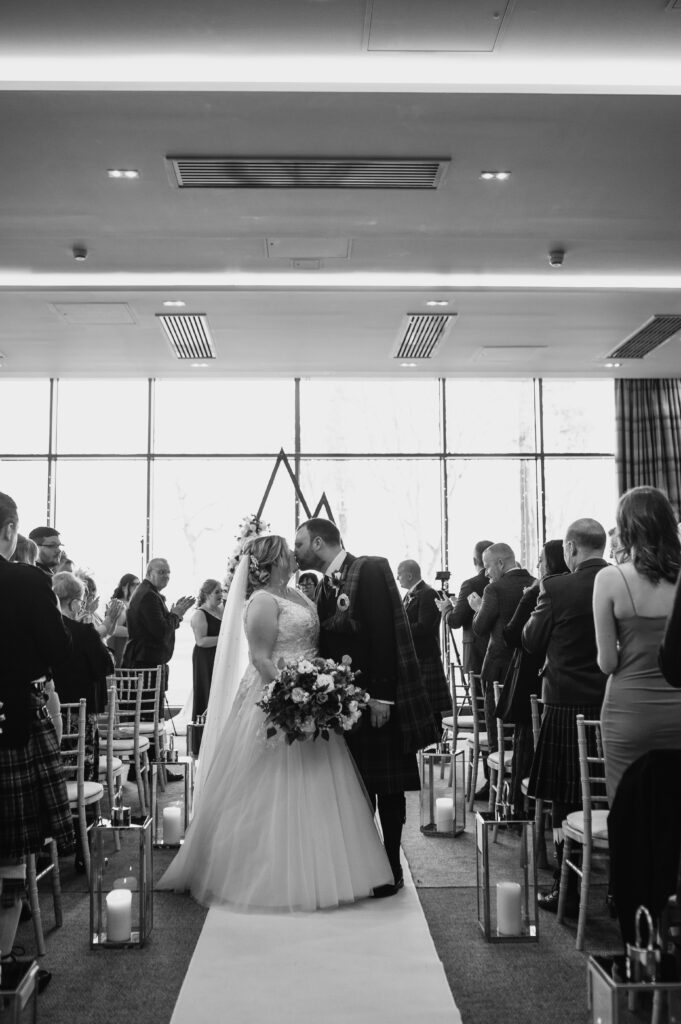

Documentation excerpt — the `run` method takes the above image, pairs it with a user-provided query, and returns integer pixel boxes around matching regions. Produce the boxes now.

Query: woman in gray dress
[594,486,681,804]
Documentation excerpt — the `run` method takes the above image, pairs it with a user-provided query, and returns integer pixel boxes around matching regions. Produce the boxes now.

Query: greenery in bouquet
[223,513,269,596]
[257,655,369,745]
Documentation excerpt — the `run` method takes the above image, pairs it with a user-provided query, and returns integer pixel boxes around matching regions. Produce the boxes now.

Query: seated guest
[52,571,115,873]
[297,571,320,601]
[0,493,73,963]
[12,534,38,565]
[27,525,62,576]
[107,573,141,666]
[523,518,608,915]
[499,540,569,818]
[594,486,681,805]
[190,578,223,721]
[397,559,451,728]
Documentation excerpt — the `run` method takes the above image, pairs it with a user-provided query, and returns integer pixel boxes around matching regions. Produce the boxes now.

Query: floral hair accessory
[223,513,270,596]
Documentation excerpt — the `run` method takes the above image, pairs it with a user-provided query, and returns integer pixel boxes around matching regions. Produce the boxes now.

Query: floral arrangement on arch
[257,655,369,745]
[223,513,270,596]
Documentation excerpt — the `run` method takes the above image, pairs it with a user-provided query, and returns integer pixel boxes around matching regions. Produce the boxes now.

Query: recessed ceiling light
[480,171,511,181]
[162,300,186,307]
[191,362,209,368]
[400,362,417,368]
[605,362,622,368]
[426,300,449,307]
[107,169,140,179]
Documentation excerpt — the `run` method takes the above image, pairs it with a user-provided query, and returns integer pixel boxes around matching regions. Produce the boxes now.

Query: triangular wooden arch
[256,449,336,524]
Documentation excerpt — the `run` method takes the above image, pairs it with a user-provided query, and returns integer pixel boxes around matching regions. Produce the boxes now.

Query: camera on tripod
[434,570,451,598]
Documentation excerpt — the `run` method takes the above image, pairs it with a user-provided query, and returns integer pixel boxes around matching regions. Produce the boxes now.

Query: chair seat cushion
[66,781,104,805]
[441,716,454,729]
[466,733,488,748]
[487,749,513,771]
[564,808,609,842]
[98,755,123,773]
[111,737,150,752]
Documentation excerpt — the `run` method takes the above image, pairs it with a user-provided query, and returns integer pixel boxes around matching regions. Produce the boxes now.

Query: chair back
[60,698,87,800]
[493,682,514,755]
[529,693,542,749]
[112,666,165,753]
[467,673,487,743]
[575,715,608,842]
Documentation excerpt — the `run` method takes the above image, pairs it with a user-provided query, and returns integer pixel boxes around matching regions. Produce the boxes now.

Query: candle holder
[187,716,206,758]
[0,957,39,1023]
[111,785,131,826]
[90,816,153,948]
[476,811,538,943]
[161,734,179,764]
[587,954,681,1024]
[151,757,193,847]
[418,744,466,837]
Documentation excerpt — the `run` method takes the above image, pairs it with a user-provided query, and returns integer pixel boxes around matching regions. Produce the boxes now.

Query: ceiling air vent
[608,315,681,359]
[156,314,216,360]
[168,158,449,190]
[392,313,457,360]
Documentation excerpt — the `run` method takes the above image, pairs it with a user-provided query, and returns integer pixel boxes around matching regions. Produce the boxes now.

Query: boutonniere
[330,571,343,591]
[337,593,350,612]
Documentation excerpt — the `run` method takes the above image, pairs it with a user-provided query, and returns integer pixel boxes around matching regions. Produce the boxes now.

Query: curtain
[615,379,681,514]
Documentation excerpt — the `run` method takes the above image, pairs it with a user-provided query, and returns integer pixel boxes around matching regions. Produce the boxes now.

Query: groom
[295,518,439,896]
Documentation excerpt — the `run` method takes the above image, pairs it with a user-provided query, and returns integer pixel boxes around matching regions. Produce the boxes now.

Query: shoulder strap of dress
[615,564,637,616]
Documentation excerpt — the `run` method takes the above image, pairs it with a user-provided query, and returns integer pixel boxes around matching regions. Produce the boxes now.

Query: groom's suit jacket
[317,553,425,794]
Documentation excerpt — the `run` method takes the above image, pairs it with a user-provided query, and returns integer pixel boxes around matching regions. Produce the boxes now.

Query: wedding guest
[659,566,681,687]
[437,539,494,676]
[297,571,320,601]
[0,492,73,963]
[77,570,124,641]
[52,571,115,872]
[191,578,223,720]
[107,573,140,666]
[55,552,76,574]
[28,525,62,576]
[397,559,451,728]
[594,487,681,804]
[523,518,608,916]
[12,534,38,565]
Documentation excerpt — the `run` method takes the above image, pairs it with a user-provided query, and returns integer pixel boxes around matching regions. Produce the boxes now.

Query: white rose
[315,673,334,692]
[348,700,358,714]
[297,659,315,675]
[291,687,309,704]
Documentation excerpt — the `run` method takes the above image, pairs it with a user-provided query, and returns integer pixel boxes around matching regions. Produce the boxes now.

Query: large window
[0,376,616,706]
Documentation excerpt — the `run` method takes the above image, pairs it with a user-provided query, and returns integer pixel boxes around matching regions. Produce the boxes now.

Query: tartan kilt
[419,655,452,716]
[345,709,420,794]
[528,703,602,806]
[0,706,75,859]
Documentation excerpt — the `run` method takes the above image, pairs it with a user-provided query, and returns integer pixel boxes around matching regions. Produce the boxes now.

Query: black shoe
[19,900,32,923]
[474,784,490,801]
[538,886,578,919]
[126,766,137,783]
[372,870,404,899]
[606,893,617,919]
[37,969,52,994]
[165,770,184,782]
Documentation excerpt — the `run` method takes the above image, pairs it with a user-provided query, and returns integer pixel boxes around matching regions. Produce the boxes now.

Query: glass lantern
[418,744,466,837]
[0,958,39,1024]
[90,817,153,948]
[587,954,681,1024]
[151,756,193,847]
[476,810,538,943]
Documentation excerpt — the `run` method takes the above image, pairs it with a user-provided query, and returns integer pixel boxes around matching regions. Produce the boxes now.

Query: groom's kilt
[345,710,420,794]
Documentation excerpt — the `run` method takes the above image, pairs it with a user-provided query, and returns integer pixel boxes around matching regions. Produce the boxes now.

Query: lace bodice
[246,592,319,663]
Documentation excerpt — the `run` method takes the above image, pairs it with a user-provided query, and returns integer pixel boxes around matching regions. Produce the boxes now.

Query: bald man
[396,560,451,727]
[469,543,535,761]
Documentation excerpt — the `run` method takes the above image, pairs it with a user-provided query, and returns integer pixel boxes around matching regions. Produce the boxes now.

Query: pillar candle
[435,797,454,832]
[106,889,132,943]
[113,876,138,891]
[496,881,522,936]
[163,806,182,845]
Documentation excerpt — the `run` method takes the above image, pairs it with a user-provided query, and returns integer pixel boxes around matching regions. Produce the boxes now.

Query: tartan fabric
[321,555,440,755]
[527,702,602,806]
[418,655,452,716]
[345,716,421,794]
[61,710,100,782]
[615,378,681,513]
[0,698,75,858]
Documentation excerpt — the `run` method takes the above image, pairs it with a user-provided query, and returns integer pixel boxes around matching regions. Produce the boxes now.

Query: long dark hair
[112,572,140,601]
[616,486,681,584]
[543,539,569,576]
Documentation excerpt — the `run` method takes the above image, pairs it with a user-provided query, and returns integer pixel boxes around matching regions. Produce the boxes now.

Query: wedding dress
[158,589,392,911]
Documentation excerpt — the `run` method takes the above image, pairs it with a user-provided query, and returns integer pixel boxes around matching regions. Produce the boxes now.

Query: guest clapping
[594,487,681,804]
[191,579,223,720]
[107,573,140,666]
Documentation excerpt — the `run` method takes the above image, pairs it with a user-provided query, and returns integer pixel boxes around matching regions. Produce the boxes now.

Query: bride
[158,534,393,910]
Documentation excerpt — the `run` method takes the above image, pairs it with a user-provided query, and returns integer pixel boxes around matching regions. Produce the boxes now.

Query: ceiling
[1,0,681,379]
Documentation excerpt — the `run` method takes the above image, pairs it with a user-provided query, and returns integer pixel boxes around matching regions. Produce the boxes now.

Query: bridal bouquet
[257,655,369,745]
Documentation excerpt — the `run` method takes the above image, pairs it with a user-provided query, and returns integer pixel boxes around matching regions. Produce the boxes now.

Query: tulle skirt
[158,665,392,911]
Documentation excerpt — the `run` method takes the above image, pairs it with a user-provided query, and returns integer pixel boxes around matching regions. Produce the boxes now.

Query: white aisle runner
[170,863,461,1024]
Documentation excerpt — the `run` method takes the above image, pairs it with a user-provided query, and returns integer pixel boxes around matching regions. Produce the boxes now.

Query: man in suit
[27,525,62,576]
[0,491,73,963]
[522,518,608,914]
[396,559,451,727]
[469,543,535,761]
[295,518,439,897]
[437,539,494,676]
[123,558,194,779]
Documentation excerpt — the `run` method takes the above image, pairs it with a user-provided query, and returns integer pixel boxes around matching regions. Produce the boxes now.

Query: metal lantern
[90,816,153,948]
[151,756,194,847]
[476,810,538,943]
[587,954,681,1024]
[0,958,39,1023]
[418,744,466,837]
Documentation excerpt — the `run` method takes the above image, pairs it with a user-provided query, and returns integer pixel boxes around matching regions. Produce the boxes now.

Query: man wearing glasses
[28,527,62,576]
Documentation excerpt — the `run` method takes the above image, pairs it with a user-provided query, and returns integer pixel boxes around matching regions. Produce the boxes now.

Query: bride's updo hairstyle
[243,534,290,597]
[616,485,681,585]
